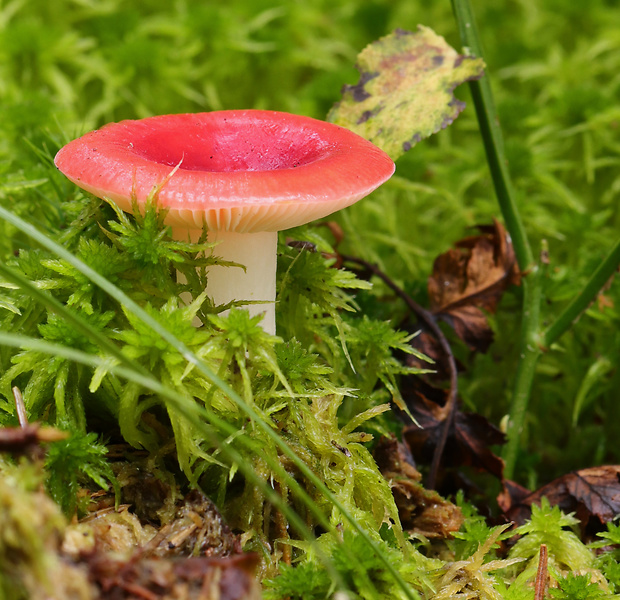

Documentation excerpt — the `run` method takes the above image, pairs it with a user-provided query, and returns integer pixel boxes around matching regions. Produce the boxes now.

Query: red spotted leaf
[328,26,484,160]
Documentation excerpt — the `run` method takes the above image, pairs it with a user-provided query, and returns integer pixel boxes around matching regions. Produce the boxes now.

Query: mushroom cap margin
[54,110,395,233]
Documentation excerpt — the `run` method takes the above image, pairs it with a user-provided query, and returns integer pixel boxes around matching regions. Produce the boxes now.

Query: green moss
[1,0,620,595]
[0,460,67,598]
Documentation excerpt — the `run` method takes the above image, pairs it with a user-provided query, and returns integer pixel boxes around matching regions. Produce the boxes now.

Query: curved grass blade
[0,214,335,539]
[0,260,149,378]
[0,330,346,588]
[0,204,418,600]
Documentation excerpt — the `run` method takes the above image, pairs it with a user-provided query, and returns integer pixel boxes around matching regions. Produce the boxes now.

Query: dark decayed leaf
[85,552,261,600]
[402,378,506,479]
[328,26,484,160]
[405,329,465,383]
[428,219,521,352]
[395,221,517,486]
[499,466,620,530]
[374,435,464,537]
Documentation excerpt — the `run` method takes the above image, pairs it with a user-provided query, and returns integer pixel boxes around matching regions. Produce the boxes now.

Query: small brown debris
[149,489,241,558]
[0,423,68,455]
[374,435,464,538]
[402,378,506,480]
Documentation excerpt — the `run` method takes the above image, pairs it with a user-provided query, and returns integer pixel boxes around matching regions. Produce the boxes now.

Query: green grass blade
[542,236,620,348]
[451,0,540,480]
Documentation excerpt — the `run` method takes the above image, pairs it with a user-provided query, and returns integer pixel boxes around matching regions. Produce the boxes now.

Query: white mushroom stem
[173,228,278,335]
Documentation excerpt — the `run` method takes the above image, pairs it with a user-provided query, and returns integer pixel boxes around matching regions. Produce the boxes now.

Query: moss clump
[0,459,93,599]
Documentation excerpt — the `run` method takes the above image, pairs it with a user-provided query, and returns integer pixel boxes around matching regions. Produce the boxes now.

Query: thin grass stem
[451,0,542,479]
[542,236,620,348]
[450,0,533,271]
[500,242,545,474]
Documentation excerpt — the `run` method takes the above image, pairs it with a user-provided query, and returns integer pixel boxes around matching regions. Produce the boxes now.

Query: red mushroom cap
[54,110,394,233]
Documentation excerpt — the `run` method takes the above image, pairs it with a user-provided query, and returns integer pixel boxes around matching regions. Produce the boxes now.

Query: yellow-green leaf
[328,26,485,160]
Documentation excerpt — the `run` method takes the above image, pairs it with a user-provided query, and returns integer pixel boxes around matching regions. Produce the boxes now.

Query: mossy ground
[0,0,619,598]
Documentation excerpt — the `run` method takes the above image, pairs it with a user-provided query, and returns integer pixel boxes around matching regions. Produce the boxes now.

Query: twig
[341,254,458,489]
[534,544,548,600]
[1,386,67,455]
[12,386,29,428]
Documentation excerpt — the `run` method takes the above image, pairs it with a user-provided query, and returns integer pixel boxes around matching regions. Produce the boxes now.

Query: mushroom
[54,110,395,334]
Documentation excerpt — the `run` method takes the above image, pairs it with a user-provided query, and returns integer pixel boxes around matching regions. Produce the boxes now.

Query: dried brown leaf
[402,378,506,479]
[374,435,464,537]
[500,466,620,530]
[406,330,466,382]
[428,219,521,352]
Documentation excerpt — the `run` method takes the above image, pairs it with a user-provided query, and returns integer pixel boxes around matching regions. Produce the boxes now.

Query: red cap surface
[54,110,395,233]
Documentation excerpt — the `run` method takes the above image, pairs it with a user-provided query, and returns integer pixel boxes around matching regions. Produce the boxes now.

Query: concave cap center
[129,114,331,173]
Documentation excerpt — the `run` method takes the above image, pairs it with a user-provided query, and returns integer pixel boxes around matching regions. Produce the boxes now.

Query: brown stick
[534,544,548,600]
[340,255,458,489]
